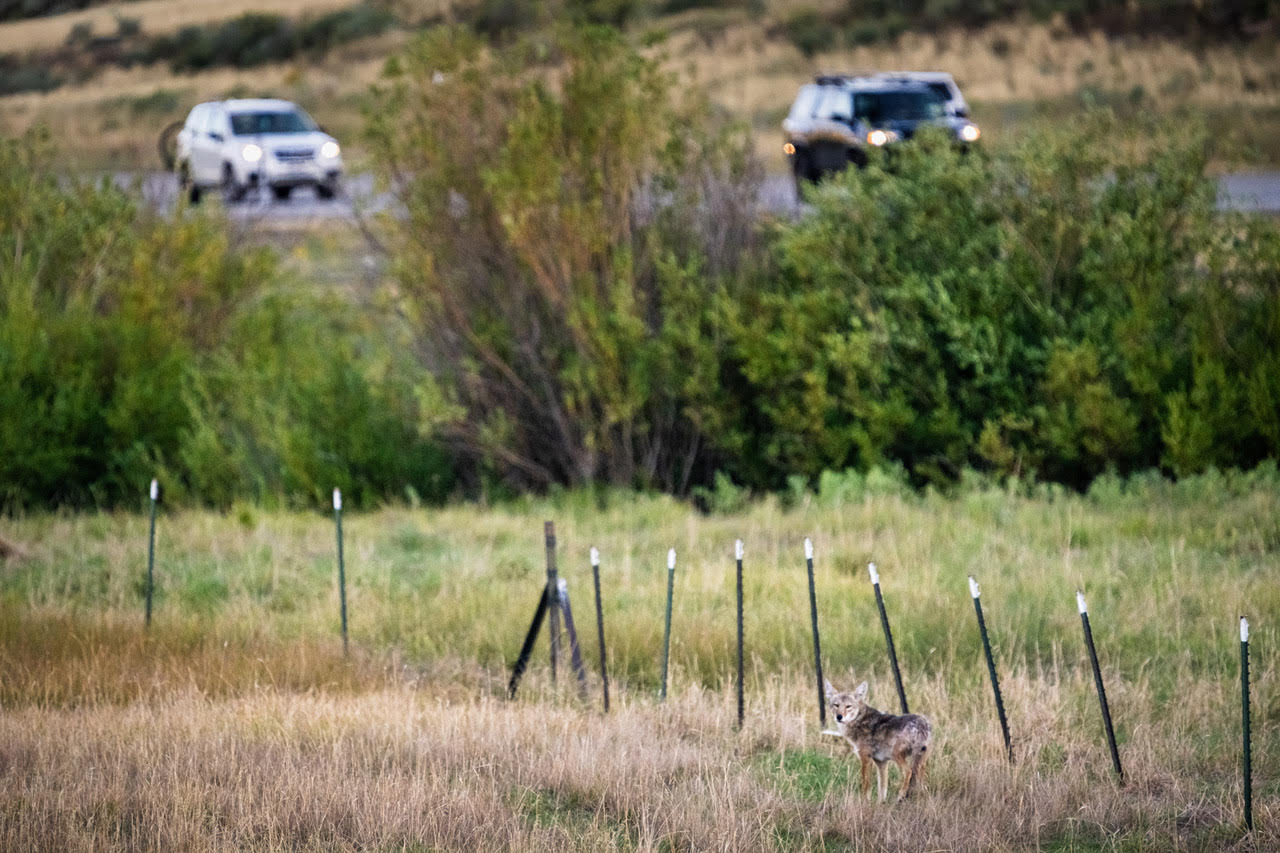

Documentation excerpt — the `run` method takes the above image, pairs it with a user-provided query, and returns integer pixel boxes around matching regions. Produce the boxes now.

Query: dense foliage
[727,122,1280,489]
[369,25,1280,496]
[0,6,400,96]
[0,130,451,510]
[143,7,398,72]
[4,19,1279,508]
[366,24,762,493]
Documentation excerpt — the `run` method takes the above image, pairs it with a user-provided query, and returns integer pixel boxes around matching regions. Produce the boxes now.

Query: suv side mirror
[830,113,850,125]
[208,132,224,142]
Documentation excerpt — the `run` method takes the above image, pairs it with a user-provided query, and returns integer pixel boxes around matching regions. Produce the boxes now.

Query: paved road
[1217,173,1280,214]
[127,171,387,224]
[765,172,1280,214]
[127,170,1280,224]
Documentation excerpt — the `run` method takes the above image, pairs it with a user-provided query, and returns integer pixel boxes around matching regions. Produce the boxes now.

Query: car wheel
[221,164,246,203]
[272,186,292,201]
[316,181,338,200]
[792,150,814,195]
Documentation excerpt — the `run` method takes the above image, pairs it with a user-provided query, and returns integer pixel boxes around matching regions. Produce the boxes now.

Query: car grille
[274,148,315,164]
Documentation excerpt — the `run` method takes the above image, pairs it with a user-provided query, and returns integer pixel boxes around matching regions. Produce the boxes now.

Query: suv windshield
[853,91,946,122]
[230,111,316,135]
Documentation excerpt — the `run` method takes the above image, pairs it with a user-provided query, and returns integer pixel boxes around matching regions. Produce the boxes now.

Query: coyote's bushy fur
[825,679,931,803]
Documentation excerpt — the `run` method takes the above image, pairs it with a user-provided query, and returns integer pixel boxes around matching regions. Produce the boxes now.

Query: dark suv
[782,75,980,184]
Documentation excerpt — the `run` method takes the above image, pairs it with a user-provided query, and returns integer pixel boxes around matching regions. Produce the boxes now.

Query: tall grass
[1,470,1277,849]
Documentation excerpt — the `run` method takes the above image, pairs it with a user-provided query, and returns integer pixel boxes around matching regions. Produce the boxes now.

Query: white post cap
[804,538,814,560]
[1076,590,1088,615]
[557,577,568,594]
[868,562,880,585]
[969,576,980,599]
[333,488,342,511]
[668,548,676,570]
[1241,616,1249,643]
[735,539,744,561]
[149,479,158,501]
[590,546,600,567]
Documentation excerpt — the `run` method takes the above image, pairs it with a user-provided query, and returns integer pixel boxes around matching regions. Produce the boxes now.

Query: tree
[365,24,762,492]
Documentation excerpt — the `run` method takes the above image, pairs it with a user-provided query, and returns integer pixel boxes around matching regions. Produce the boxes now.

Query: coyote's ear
[824,679,835,700]
[853,682,868,701]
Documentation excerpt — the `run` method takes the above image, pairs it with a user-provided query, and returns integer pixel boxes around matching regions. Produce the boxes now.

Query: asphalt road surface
[129,170,1280,224]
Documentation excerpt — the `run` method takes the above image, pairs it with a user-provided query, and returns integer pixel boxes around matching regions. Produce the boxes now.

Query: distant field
[1,473,1277,849]
[2,2,1279,172]
[0,0,366,52]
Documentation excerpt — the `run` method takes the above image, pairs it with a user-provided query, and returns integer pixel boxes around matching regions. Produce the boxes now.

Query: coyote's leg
[912,750,928,793]
[859,754,872,799]
[875,761,889,803]
[895,757,914,802]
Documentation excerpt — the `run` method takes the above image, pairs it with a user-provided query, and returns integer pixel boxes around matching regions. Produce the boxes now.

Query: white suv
[175,98,343,203]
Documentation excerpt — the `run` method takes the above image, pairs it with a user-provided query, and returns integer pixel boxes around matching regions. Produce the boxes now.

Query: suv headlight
[241,143,263,163]
[959,123,981,142]
[867,129,898,147]
[320,141,341,160]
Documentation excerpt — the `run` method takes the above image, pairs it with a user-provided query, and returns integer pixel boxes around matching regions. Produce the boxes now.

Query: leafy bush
[0,129,452,510]
[0,130,267,507]
[781,8,836,57]
[0,57,60,95]
[144,7,398,73]
[179,288,455,509]
[726,113,1280,489]
[365,24,762,493]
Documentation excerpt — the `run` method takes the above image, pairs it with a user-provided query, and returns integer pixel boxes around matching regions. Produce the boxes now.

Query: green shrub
[733,112,1280,489]
[145,8,398,73]
[366,24,762,493]
[179,288,455,510]
[0,128,453,510]
[781,9,836,57]
[0,130,267,508]
[0,58,61,95]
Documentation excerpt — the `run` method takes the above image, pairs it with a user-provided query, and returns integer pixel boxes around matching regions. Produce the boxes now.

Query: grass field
[2,470,1277,849]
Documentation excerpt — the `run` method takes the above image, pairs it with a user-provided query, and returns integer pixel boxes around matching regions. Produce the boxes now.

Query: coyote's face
[825,679,868,726]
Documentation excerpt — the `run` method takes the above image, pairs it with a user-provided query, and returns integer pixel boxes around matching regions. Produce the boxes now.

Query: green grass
[5,469,1279,694]
[2,469,1277,849]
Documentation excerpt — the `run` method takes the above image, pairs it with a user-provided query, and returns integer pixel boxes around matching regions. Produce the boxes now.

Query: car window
[926,82,952,102]
[854,91,946,122]
[815,87,851,121]
[230,111,317,135]
[787,86,821,121]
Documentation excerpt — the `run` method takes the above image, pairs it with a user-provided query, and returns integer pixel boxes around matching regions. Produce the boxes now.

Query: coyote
[824,679,931,803]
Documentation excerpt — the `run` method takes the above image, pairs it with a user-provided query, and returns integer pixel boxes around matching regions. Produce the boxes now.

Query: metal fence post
[1078,591,1122,781]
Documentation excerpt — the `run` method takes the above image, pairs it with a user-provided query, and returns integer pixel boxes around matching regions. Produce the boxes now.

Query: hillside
[0,0,1277,171]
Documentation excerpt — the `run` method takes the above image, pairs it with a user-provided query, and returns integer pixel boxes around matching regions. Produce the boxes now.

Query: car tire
[316,181,337,200]
[272,186,292,201]
[792,150,813,196]
[221,164,246,203]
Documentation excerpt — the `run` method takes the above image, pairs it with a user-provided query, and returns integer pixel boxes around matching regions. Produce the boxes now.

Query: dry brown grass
[0,0,368,52]
[659,15,1280,169]
[2,655,1272,851]
[2,479,1278,850]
